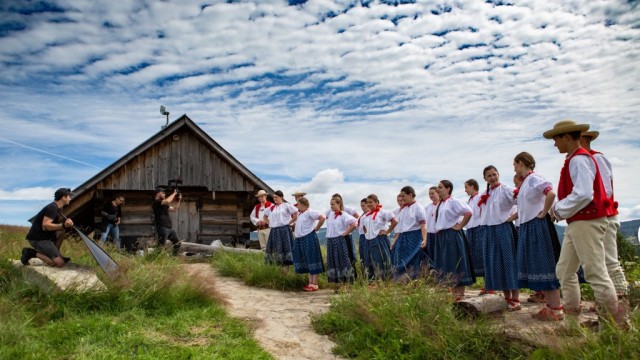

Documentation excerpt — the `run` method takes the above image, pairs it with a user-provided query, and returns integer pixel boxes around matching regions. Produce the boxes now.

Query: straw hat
[291,191,307,197]
[582,130,599,141]
[255,190,268,197]
[542,120,590,139]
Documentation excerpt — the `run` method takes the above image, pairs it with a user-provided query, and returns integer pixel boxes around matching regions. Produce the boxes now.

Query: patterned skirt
[517,216,560,290]
[423,232,437,268]
[326,236,355,283]
[265,225,294,266]
[292,231,325,275]
[362,235,392,280]
[482,222,519,290]
[391,229,423,280]
[358,234,368,265]
[433,229,476,287]
[466,226,484,277]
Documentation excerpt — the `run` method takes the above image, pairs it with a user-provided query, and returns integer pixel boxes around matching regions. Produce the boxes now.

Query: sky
[1,0,639,226]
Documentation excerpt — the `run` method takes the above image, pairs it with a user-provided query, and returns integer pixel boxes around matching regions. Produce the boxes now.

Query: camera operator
[100,194,125,250]
[21,188,74,267]
[152,188,182,255]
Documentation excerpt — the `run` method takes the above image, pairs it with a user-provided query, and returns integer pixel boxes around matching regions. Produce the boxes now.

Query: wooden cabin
[64,115,274,247]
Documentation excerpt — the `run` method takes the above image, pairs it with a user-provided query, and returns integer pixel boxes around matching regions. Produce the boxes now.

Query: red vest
[557,148,613,223]
[254,201,272,218]
[589,149,619,216]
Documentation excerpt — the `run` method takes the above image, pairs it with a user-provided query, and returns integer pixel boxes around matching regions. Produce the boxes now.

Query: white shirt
[593,152,613,198]
[294,209,322,238]
[357,213,367,234]
[479,183,517,226]
[434,197,472,231]
[395,202,427,233]
[517,173,553,224]
[363,209,395,240]
[344,205,359,218]
[466,194,482,229]
[264,203,297,228]
[554,154,598,219]
[424,202,438,234]
[325,211,357,238]
[250,202,269,226]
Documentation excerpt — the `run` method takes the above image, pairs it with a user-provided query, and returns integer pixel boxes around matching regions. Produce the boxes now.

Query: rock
[12,259,106,293]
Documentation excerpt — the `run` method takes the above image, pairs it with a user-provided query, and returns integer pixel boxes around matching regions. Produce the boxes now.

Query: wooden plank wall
[97,190,252,244]
[95,130,256,192]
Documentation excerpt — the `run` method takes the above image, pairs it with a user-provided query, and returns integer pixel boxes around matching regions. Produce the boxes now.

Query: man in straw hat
[250,190,272,250]
[543,120,625,328]
[580,131,630,308]
[291,191,307,207]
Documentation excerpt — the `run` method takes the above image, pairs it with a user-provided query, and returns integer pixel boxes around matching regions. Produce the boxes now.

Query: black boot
[20,248,36,265]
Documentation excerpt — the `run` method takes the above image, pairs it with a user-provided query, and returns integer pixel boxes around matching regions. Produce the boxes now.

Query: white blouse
[478,183,517,226]
[264,203,297,228]
[324,211,357,238]
[434,197,472,232]
[466,194,482,229]
[363,209,395,240]
[294,209,322,238]
[517,173,553,224]
[593,152,613,198]
[395,202,427,233]
[424,202,438,234]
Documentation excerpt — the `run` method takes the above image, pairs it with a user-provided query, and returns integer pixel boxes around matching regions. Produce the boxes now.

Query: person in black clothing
[152,188,182,255]
[21,188,74,267]
[100,194,125,250]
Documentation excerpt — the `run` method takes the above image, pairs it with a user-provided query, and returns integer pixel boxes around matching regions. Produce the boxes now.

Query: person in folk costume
[263,190,298,271]
[423,186,440,270]
[292,197,326,292]
[361,194,397,281]
[580,130,630,314]
[512,152,563,320]
[464,179,492,295]
[250,190,272,250]
[324,197,358,286]
[331,193,360,279]
[291,191,307,207]
[357,198,370,278]
[432,180,475,301]
[391,193,404,260]
[478,165,521,310]
[544,120,627,329]
[390,186,427,282]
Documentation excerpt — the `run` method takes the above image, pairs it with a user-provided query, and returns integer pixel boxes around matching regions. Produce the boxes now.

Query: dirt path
[183,264,344,360]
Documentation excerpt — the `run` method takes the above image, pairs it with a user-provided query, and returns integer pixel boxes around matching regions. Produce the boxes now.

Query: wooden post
[452,294,508,318]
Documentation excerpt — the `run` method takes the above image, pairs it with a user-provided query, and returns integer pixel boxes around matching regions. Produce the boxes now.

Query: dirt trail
[183,264,344,360]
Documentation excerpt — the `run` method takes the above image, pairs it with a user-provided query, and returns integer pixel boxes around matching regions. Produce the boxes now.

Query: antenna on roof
[160,105,170,129]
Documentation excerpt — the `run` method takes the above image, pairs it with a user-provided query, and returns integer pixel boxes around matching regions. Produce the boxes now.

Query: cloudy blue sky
[1,0,639,226]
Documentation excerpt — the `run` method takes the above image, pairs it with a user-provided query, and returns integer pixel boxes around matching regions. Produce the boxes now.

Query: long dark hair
[439,180,453,196]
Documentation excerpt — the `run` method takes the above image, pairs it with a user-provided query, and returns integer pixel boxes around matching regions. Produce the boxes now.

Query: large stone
[12,259,106,293]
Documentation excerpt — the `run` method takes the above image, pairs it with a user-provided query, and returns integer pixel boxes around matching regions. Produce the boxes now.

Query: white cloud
[0,187,57,201]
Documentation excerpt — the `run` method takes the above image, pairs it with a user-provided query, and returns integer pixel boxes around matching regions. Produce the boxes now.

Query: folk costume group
[254,120,630,329]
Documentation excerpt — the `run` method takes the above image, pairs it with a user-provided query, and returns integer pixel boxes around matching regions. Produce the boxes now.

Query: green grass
[210,250,323,291]
[0,225,272,360]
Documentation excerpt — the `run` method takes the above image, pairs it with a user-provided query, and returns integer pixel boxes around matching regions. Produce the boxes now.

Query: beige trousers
[258,228,270,250]
[556,217,618,314]
[604,215,629,295]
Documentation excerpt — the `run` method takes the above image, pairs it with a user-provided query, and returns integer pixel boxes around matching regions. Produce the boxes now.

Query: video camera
[167,177,183,195]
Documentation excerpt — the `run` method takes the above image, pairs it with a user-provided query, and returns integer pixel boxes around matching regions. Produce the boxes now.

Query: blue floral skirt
[466,226,484,277]
[433,229,475,286]
[517,216,560,290]
[392,229,423,280]
[482,222,518,290]
[265,225,294,265]
[292,231,325,275]
[362,235,392,280]
[326,236,355,283]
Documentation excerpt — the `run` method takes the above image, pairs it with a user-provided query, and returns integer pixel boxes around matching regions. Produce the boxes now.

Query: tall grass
[211,250,322,290]
[0,225,272,359]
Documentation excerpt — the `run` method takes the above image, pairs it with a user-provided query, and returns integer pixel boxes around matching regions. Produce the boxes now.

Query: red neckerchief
[334,211,342,219]
[270,203,280,211]
[513,172,532,199]
[435,196,450,223]
[255,201,272,217]
[401,201,416,209]
[294,203,298,207]
[366,204,383,220]
[478,183,501,207]
[467,193,477,204]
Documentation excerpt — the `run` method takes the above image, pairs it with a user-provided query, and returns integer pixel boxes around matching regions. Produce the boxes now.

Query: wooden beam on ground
[179,240,263,255]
